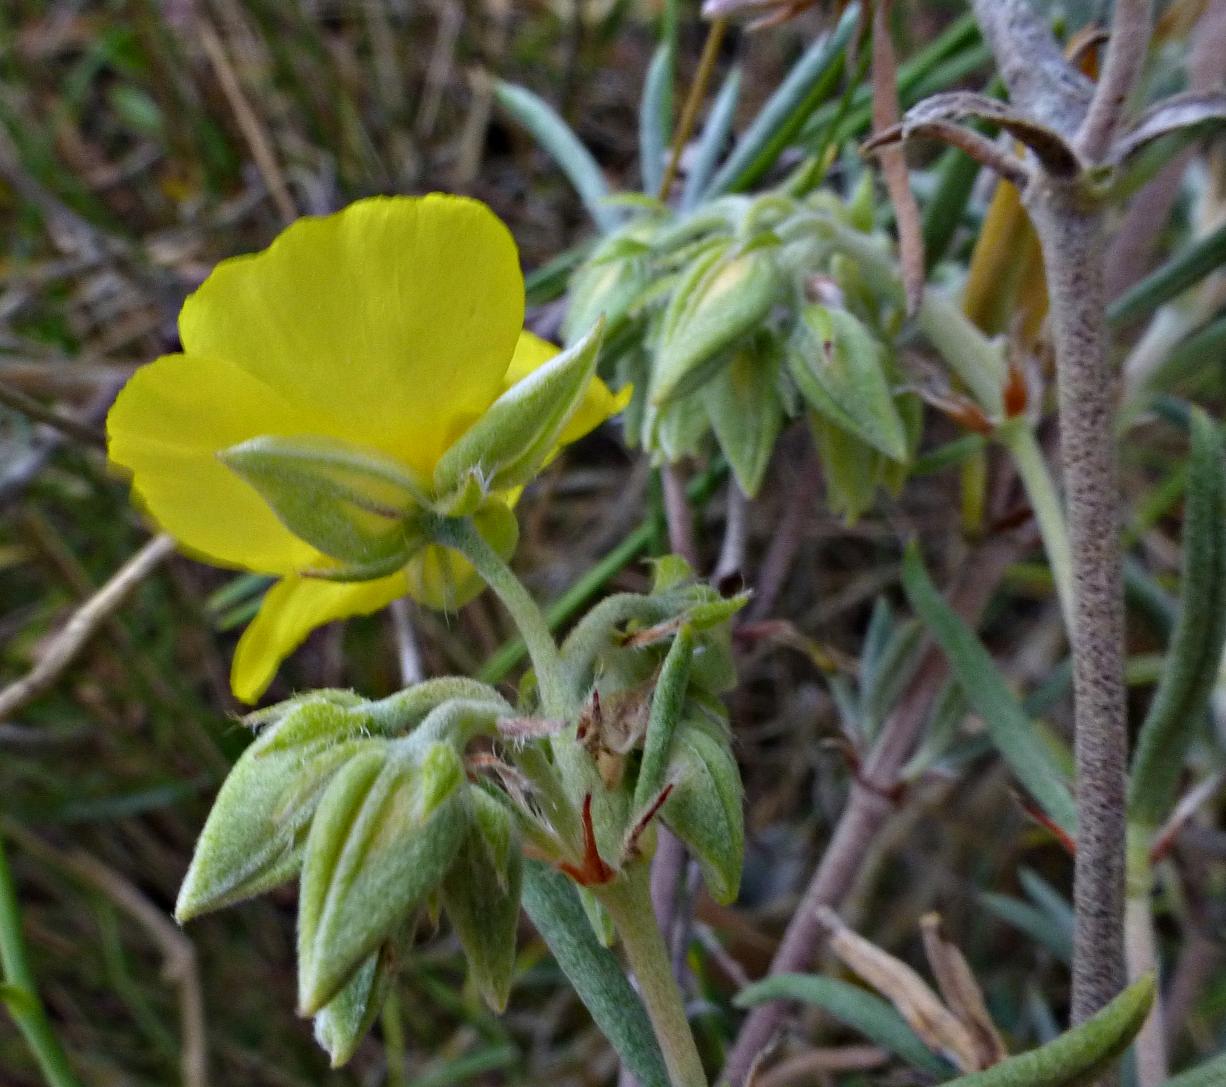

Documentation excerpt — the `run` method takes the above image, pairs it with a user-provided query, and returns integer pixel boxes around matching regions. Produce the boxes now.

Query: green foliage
[1128,409,1226,827]
[902,543,1078,835]
[935,976,1154,1087]
[521,863,669,1087]
[734,973,950,1076]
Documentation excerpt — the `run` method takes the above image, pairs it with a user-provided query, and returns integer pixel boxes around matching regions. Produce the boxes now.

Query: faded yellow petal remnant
[107,194,624,702]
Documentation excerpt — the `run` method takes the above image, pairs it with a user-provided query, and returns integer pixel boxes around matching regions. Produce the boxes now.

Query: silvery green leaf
[789,304,908,462]
[935,975,1153,1087]
[441,790,523,1012]
[176,698,384,922]
[663,719,743,904]
[313,939,398,1067]
[433,320,605,499]
[651,245,781,408]
[704,339,784,498]
[298,742,467,1013]
[220,435,426,567]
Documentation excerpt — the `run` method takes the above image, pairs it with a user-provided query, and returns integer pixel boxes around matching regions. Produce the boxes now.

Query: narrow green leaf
[705,6,857,197]
[902,543,1078,835]
[733,973,950,1076]
[1109,220,1226,326]
[494,80,620,233]
[936,975,1154,1087]
[1129,409,1226,827]
[520,862,669,1087]
[979,893,1073,963]
[681,66,742,212]
[640,42,674,196]
[1163,1051,1226,1087]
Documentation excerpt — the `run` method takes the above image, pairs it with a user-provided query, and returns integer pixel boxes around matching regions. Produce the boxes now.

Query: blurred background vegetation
[1,1,1224,1085]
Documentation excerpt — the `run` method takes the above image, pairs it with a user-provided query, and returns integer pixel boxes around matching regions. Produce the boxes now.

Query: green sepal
[788,304,907,462]
[704,338,784,498]
[662,718,743,904]
[175,697,387,922]
[433,320,605,499]
[937,975,1153,1087]
[220,435,426,566]
[297,742,468,1014]
[312,938,398,1068]
[809,411,886,524]
[651,387,712,463]
[441,789,523,1011]
[633,625,693,812]
[651,244,782,407]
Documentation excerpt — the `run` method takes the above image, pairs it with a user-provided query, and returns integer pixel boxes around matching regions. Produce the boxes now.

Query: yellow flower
[108,194,626,703]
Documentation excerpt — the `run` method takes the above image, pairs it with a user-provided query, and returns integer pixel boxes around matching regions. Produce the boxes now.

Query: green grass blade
[640,42,675,197]
[520,863,669,1087]
[1128,409,1226,827]
[680,66,742,212]
[733,973,950,1076]
[704,6,857,198]
[494,80,619,233]
[902,543,1078,835]
[1108,220,1226,327]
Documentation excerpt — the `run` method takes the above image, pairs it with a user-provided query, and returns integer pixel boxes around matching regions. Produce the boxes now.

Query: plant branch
[0,533,176,723]
[602,869,708,1087]
[433,517,569,716]
[721,531,1023,1085]
[1077,0,1153,162]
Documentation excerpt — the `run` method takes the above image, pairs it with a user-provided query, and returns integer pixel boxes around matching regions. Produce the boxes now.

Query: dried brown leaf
[919,913,1008,1068]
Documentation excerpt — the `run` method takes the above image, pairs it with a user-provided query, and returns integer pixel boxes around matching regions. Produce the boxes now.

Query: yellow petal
[179,195,524,477]
[231,571,409,703]
[503,330,632,450]
[107,353,331,572]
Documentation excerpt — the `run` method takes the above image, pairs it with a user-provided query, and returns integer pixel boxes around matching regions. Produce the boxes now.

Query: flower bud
[651,243,782,407]
[220,435,427,570]
[441,790,523,1011]
[297,742,467,1014]
[175,697,382,922]
[433,320,605,501]
[313,939,398,1067]
[788,304,907,462]
[663,720,743,904]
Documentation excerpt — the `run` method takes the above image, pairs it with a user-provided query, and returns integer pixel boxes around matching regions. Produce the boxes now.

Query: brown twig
[1077,0,1153,161]
[721,531,1024,1085]
[0,534,176,722]
[658,19,728,202]
[3,820,208,1087]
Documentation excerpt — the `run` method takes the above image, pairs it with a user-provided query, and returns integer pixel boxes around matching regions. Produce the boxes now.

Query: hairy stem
[1124,839,1167,1086]
[1030,185,1128,1026]
[433,517,570,716]
[602,868,708,1087]
[0,833,83,1087]
[1077,0,1153,161]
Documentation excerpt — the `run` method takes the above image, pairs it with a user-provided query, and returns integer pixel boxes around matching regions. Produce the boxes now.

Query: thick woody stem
[1030,183,1127,1025]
